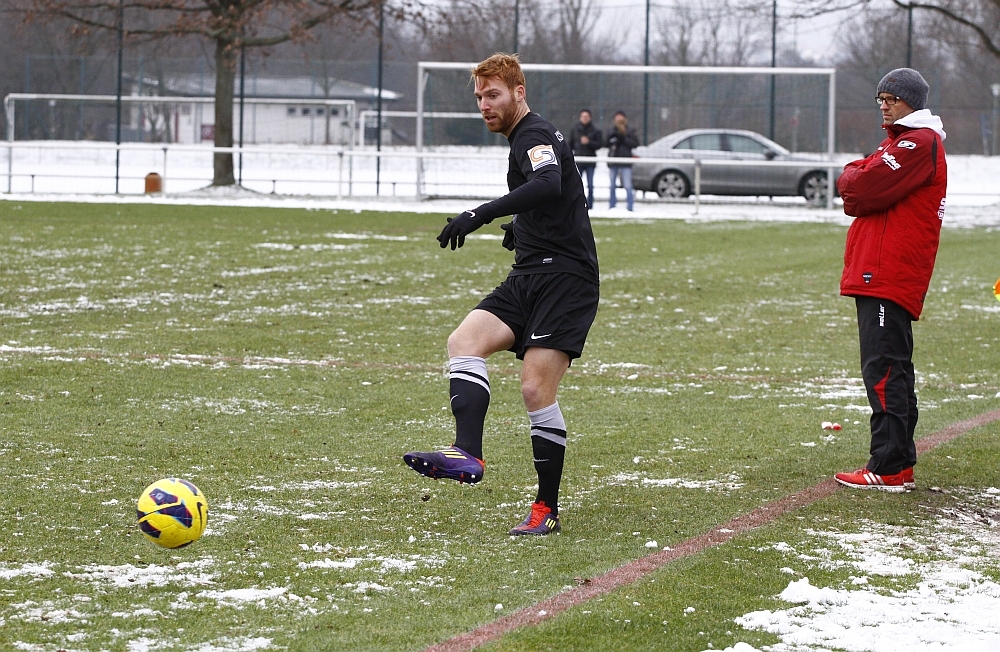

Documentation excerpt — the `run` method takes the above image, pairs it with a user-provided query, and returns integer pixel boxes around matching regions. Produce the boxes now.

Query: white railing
[356,110,481,148]
[2,140,844,209]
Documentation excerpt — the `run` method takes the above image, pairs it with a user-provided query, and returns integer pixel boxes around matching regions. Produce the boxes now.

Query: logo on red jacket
[881,152,901,170]
[937,198,946,220]
[897,140,917,149]
[863,272,873,285]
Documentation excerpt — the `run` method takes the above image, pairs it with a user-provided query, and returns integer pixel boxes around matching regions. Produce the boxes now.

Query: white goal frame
[415,62,837,198]
[4,93,359,192]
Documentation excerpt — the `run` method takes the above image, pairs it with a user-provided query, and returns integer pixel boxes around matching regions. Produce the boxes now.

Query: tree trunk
[213,38,237,186]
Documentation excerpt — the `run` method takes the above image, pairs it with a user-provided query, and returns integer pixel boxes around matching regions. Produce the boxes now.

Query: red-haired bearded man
[403,53,600,536]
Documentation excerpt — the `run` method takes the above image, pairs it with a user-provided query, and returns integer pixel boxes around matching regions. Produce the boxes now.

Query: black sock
[529,403,567,516]
[449,356,490,460]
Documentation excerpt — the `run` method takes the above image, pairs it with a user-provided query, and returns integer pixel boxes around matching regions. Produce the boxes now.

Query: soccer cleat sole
[402,453,483,484]
[509,524,561,536]
[834,476,907,493]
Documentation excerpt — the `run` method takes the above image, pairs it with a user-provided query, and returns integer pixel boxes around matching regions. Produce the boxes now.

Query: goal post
[415,62,837,198]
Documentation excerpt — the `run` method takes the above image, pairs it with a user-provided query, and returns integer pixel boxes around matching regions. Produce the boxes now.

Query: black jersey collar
[506,112,536,142]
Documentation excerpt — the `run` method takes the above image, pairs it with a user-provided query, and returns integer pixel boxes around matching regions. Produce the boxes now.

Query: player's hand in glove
[500,221,515,251]
[437,210,484,250]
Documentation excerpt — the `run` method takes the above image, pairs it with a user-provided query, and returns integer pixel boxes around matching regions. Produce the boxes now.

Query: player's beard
[483,95,519,134]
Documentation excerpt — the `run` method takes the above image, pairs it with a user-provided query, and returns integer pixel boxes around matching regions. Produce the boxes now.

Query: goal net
[416,63,835,152]
[414,62,837,201]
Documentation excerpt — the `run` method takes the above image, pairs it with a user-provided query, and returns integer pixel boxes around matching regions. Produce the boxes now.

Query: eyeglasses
[876,95,900,106]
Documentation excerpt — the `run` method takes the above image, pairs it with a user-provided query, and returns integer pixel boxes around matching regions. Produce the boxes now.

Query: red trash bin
[144,172,163,193]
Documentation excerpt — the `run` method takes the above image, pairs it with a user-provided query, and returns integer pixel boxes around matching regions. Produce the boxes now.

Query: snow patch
[734,491,1000,651]
[65,559,216,588]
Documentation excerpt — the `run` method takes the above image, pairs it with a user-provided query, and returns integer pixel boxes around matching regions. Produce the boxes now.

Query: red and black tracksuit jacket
[836,117,947,475]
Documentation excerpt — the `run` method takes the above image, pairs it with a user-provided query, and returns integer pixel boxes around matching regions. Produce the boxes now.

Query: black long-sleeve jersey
[470,112,600,284]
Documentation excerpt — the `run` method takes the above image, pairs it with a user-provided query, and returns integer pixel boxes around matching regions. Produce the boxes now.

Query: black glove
[500,221,515,251]
[437,210,484,250]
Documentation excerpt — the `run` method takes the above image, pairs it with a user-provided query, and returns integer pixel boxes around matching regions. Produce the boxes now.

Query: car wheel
[800,171,828,206]
[654,170,690,198]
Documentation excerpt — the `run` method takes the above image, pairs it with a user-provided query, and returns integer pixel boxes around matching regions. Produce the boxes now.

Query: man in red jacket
[834,68,947,492]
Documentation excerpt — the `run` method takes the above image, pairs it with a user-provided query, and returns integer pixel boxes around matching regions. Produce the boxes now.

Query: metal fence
[3,140,844,210]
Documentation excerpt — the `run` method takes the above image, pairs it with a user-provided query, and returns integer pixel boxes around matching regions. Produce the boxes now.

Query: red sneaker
[834,467,909,493]
[901,467,915,490]
[508,501,561,536]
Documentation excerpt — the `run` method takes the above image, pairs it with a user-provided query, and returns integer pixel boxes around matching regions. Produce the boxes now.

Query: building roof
[157,74,401,102]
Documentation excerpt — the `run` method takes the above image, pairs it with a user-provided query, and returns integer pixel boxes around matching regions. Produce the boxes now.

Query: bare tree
[419,0,519,61]
[656,0,769,67]
[792,0,1000,62]
[554,0,601,63]
[21,0,392,186]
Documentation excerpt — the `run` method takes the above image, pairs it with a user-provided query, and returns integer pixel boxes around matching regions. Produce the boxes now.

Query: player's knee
[520,379,551,410]
[446,330,463,357]
[447,328,475,357]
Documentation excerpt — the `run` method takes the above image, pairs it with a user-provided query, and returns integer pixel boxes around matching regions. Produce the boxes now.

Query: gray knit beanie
[877,68,929,111]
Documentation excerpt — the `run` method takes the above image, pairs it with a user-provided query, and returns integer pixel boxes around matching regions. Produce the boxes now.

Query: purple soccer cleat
[403,446,485,484]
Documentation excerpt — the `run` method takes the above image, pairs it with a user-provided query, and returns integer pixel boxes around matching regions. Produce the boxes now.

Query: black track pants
[856,296,918,475]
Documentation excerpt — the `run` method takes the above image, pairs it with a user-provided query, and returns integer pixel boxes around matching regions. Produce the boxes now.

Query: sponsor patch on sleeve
[897,140,917,150]
[528,144,558,171]
[881,151,901,170]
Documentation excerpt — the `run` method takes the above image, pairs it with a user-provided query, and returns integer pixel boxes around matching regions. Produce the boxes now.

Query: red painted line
[425,408,1000,652]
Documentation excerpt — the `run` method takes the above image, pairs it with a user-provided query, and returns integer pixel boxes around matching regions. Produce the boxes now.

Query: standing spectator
[570,109,602,209]
[606,110,639,211]
[834,68,947,492]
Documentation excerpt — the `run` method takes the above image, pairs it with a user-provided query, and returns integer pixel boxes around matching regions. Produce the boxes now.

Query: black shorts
[476,272,599,361]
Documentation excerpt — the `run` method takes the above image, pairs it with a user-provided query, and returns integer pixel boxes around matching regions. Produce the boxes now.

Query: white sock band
[449,356,490,393]
[528,402,567,447]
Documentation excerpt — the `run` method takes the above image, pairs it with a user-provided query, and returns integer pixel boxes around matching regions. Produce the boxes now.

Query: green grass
[1,201,999,651]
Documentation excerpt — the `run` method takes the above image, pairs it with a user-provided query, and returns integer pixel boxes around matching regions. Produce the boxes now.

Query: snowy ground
[2,143,999,227]
[3,149,999,650]
[715,488,1000,652]
[4,185,998,229]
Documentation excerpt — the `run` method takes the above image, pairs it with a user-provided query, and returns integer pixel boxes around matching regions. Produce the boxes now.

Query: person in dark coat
[605,110,639,211]
[570,109,602,209]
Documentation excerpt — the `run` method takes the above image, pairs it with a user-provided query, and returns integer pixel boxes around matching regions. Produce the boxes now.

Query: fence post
[337,150,344,200]
[827,166,834,211]
[415,67,428,199]
[5,94,13,193]
[693,158,701,216]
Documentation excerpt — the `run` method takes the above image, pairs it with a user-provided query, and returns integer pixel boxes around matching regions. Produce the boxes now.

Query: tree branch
[889,0,1000,59]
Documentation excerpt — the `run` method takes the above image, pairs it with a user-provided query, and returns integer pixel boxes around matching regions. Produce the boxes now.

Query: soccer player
[403,53,600,536]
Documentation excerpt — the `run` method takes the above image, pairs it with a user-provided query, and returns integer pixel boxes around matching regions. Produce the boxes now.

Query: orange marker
[994,278,1000,303]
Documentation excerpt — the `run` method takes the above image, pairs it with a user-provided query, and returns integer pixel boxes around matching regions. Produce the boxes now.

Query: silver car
[631,129,837,203]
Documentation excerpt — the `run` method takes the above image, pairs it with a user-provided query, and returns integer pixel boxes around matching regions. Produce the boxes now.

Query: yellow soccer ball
[136,478,208,549]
